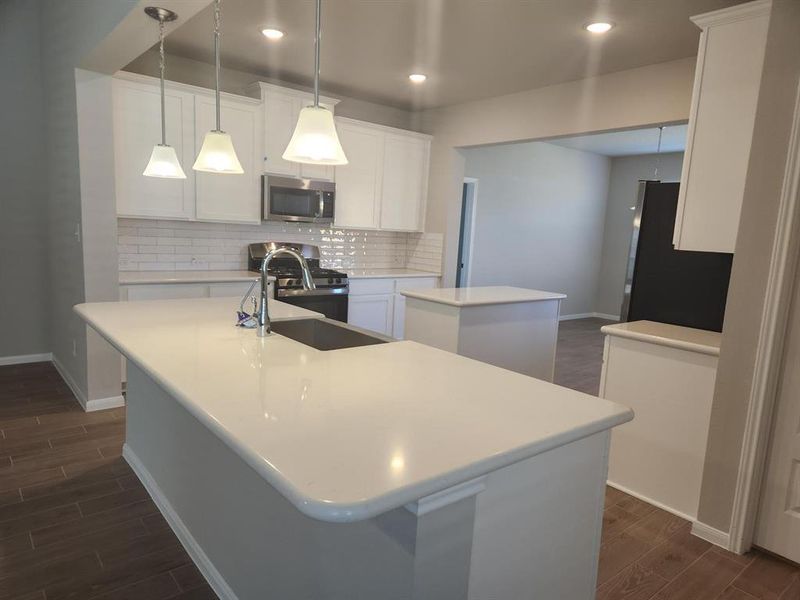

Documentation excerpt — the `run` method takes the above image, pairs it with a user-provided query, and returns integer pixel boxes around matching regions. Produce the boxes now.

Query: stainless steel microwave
[262,175,335,224]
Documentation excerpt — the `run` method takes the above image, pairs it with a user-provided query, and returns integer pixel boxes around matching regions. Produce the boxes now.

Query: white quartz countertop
[401,286,567,307]
[601,320,722,357]
[120,270,263,285]
[75,297,631,523]
[345,269,440,279]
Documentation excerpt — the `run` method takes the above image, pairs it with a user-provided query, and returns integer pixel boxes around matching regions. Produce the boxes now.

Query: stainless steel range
[248,242,349,322]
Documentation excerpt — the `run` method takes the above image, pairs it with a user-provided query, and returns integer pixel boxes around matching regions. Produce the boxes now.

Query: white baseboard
[52,354,125,413]
[123,445,238,600]
[606,480,697,523]
[560,312,621,322]
[691,520,731,550]
[86,395,125,412]
[0,353,52,366]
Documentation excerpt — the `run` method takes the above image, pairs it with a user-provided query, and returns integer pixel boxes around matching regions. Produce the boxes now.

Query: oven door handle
[277,287,349,297]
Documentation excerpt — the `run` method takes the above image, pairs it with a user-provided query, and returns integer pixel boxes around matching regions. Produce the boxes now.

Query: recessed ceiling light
[261,28,284,40]
[409,73,427,83]
[584,21,614,34]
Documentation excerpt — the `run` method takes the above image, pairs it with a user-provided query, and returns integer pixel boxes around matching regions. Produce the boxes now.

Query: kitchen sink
[270,318,391,351]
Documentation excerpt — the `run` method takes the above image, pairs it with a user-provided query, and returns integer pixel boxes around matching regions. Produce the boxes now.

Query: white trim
[729,78,800,554]
[606,481,697,524]
[123,445,239,600]
[113,70,260,106]
[458,177,479,288]
[86,395,125,412]
[52,354,125,413]
[405,476,487,516]
[0,353,52,366]
[691,0,772,29]
[559,312,620,322]
[691,521,731,549]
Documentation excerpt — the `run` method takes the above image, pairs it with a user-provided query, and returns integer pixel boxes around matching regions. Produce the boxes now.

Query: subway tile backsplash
[118,219,443,274]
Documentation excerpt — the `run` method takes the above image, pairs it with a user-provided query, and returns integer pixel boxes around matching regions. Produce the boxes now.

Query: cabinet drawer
[395,277,438,293]
[125,284,208,301]
[208,281,258,298]
[348,278,395,296]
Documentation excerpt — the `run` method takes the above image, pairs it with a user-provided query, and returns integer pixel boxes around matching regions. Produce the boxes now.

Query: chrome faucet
[257,248,316,337]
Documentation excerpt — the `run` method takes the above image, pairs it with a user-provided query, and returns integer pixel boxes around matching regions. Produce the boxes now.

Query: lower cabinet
[348,295,395,336]
[347,276,438,338]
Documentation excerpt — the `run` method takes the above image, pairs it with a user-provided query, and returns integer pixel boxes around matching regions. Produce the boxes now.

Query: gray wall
[594,152,684,318]
[38,0,139,394]
[463,142,611,317]
[0,0,49,359]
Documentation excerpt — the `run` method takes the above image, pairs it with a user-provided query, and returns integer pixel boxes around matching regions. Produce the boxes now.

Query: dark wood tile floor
[1,360,797,599]
[554,317,616,395]
[0,362,217,600]
[599,486,800,600]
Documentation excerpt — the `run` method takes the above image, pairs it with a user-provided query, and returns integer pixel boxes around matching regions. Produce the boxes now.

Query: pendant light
[143,7,186,179]
[282,0,348,165]
[193,0,243,174]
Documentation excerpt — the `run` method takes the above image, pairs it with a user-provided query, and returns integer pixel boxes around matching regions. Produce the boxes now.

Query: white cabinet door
[380,134,429,231]
[194,96,261,224]
[113,79,195,220]
[348,294,394,336]
[262,90,335,181]
[334,121,384,229]
[673,4,770,253]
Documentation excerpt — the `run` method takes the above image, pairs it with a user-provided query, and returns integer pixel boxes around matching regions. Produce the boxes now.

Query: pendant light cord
[214,0,222,131]
[654,126,664,180]
[314,0,321,107]
[158,18,167,146]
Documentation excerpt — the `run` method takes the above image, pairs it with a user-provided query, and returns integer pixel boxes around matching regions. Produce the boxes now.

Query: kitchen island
[76,296,631,600]
[401,286,566,380]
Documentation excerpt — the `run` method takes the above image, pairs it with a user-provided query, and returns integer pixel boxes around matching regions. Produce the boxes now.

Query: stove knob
[336,278,341,284]
[328,278,333,284]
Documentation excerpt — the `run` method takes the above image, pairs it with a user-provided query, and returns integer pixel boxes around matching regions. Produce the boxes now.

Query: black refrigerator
[621,181,733,333]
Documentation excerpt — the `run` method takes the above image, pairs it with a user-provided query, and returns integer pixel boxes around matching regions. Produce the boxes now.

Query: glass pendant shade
[282,106,348,165]
[193,130,244,174]
[143,144,186,179]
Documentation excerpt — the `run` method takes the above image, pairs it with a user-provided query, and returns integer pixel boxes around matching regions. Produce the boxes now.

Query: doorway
[456,178,477,288]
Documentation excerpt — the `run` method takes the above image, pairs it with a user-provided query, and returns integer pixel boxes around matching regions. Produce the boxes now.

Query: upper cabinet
[113,75,432,232]
[113,78,195,220]
[334,117,431,232]
[252,83,338,182]
[113,74,262,224]
[673,0,771,253]
[194,95,261,223]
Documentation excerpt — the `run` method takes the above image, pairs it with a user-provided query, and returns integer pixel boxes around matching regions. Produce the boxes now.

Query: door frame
[456,177,479,287]
[728,79,800,554]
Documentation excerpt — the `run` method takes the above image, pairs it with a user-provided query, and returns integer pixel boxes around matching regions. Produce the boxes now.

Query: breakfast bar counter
[76,296,631,600]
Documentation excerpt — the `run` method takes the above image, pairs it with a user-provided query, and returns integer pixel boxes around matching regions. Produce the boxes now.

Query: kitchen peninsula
[76,296,631,600]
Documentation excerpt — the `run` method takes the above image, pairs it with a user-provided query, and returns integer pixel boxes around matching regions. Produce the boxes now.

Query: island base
[124,364,609,600]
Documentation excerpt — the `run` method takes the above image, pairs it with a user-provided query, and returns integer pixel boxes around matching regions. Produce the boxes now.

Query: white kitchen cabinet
[673,0,771,253]
[254,83,338,182]
[348,294,395,336]
[392,277,438,339]
[194,95,261,224]
[334,121,384,229]
[334,118,431,233]
[348,275,439,338]
[380,134,430,231]
[113,78,195,220]
[125,283,207,301]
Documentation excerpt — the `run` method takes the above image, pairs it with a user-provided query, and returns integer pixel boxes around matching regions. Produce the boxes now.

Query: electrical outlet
[72,339,77,357]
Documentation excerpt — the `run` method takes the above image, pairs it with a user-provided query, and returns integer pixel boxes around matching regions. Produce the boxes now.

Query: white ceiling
[160,0,749,110]
[547,124,688,156]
